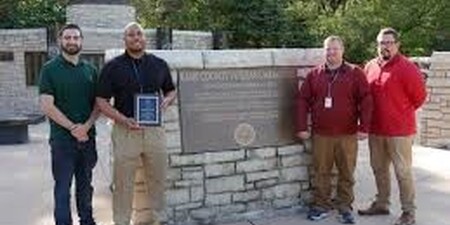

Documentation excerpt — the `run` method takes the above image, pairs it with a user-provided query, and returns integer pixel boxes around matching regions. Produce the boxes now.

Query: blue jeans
[50,138,97,225]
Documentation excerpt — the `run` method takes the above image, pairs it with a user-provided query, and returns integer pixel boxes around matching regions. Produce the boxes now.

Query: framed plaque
[134,93,161,126]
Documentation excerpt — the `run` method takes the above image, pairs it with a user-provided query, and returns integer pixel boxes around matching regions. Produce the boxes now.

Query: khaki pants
[111,124,167,225]
[369,135,415,213]
[312,134,358,212]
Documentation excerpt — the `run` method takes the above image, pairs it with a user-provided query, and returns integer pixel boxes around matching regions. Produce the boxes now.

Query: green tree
[0,0,19,28]
[220,0,288,48]
[1,0,448,61]
[132,0,313,48]
[0,0,66,29]
[288,0,450,62]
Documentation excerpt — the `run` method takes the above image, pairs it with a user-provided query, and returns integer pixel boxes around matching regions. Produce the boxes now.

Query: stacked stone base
[132,141,311,224]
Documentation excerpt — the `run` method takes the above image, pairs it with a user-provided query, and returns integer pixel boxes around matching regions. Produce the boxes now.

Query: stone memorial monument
[105,48,323,225]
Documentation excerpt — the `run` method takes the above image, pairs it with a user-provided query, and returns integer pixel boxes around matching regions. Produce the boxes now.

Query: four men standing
[39,23,425,225]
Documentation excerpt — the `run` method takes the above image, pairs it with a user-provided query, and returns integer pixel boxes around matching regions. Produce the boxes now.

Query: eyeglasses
[325,47,342,52]
[377,40,397,46]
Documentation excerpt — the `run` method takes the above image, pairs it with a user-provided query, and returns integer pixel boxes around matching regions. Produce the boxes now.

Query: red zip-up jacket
[365,54,426,136]
[296,62,373,135]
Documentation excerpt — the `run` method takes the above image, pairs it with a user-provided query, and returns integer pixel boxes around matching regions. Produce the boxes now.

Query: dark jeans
[50,138,98,225]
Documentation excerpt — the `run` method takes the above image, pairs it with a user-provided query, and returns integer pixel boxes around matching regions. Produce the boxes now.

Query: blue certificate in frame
[134,93,161,126]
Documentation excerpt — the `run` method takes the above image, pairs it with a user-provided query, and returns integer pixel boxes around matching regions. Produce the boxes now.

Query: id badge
[324,97,333,108]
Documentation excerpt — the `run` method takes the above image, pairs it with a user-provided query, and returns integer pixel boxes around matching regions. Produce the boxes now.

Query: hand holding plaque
[134,93,161,126]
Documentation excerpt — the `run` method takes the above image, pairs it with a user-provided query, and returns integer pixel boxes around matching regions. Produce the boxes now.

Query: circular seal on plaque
[234,123,256,146]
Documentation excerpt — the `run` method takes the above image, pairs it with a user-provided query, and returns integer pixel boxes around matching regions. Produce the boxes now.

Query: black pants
[50,138,97,225]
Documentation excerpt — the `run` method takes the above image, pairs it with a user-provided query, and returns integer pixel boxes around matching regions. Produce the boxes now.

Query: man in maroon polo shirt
[358,28,426,225]
[296,35,373,224]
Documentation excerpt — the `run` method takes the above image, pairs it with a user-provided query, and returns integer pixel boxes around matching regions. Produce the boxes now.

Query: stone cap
[105,48,323,69]
[430,51,450,70]
[172,30,212,37]
[0,28,47,51]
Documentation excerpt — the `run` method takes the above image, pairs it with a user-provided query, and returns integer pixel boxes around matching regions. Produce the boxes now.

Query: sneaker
[338,211,356,224]
[394,212,415,225]
[307,208,329,221]
[358,202,390,215]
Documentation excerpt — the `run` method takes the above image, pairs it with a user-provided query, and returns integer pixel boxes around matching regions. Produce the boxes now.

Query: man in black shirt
[96,22,176,225]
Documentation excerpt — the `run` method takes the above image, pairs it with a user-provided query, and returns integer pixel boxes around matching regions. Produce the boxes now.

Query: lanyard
[131,59,144,93]
[326,69,339,97]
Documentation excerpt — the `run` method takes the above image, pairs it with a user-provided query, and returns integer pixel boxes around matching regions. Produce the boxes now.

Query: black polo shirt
[96,52,175,117]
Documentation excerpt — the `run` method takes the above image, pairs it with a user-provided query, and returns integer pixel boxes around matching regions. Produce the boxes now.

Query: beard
[127,46,144,54]
[326,55,341,65]
[380,49,391,61]
[61,44,82,55]
[127,41,145,54]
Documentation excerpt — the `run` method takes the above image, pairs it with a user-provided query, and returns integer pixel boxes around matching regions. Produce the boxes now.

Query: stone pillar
[67,0,135,29]
[410,57,431,145]
[420,52,450,147]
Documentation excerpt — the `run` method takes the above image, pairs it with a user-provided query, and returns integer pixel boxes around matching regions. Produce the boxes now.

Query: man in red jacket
[358,28,426,225]
[296,36,372,224]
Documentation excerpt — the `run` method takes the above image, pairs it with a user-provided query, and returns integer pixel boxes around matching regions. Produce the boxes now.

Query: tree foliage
[0,0,66,29]
[131,0,449,62]
[291,0,450,62]
[132,0,308,48]
[1,0,449,62]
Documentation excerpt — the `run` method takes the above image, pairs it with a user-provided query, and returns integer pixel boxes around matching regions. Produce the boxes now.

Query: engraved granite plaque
[179,68,303,152]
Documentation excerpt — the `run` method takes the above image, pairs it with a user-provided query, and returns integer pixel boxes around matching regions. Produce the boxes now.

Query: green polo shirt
[38,55,97,141]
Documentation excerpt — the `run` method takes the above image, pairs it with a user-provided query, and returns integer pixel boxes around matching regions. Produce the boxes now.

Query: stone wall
[419,52,450,148]
[0,3,213,114]
[0,28,212,115]
[0,29,47,115]
[105,48,323,225]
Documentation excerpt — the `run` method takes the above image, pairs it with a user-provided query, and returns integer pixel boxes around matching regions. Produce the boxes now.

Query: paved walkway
[1,121,449,225]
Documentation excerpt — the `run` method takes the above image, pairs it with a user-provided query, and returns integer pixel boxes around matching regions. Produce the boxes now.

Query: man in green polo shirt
[39,23,99,225]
